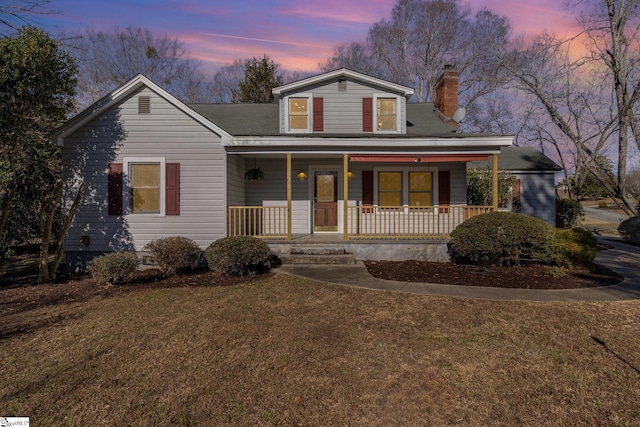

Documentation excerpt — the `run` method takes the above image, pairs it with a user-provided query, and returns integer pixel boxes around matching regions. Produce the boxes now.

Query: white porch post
[287,153,292,240]
[343,153,349,241]
[492,154,499,211]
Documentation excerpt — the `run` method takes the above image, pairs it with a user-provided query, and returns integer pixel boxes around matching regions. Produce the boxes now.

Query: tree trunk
[49,182,84,280]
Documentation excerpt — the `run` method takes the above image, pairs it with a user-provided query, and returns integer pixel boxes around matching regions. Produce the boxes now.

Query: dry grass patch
[1,273,639,426]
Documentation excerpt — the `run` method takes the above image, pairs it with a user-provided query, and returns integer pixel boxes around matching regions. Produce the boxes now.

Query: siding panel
[62,86,226,253]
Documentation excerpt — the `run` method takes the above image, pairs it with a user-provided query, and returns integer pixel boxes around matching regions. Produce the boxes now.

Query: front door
[314,171,338,232]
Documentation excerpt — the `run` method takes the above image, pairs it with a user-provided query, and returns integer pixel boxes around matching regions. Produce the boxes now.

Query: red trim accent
[438,170,450,213]
[362,170,373,212]
[363,98,373,132]
[166,163,180,215]
[349,154,490,163]
[313,97,323,132]
[108,163,123,216]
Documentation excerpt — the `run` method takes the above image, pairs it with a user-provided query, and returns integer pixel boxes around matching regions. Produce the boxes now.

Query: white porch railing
[227,206,288,239]
[227,205,493,240]
[346,205,493,239]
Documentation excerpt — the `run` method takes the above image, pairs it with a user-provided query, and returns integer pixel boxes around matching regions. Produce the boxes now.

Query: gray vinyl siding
[278,79,407,134]
[62,86,226,253]
[513,172,557,225]
[449,163,467,205]
[227,155,246,206]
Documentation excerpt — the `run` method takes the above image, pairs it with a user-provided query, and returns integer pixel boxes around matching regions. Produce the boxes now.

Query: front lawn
[1,273,639,426]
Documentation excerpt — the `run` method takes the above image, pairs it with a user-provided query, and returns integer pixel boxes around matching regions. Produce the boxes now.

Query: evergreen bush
[555,198,584,228]
[549,228,597,269]
[205,236,274,276]
[618,216,640,245]
[449,212,554,265]
[144,236,202,276]
[90,252,140,284]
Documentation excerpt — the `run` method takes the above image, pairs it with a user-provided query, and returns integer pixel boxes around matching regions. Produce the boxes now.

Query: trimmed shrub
[144,236,202,276]
[618,216,640,245]
[90,252,140,284]
[549,228,597,269]
[205,236,274,276]
[449,211,554,265]
[556,198,584,228]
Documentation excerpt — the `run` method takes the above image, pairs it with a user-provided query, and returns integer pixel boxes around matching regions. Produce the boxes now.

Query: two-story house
[51,68,558,269]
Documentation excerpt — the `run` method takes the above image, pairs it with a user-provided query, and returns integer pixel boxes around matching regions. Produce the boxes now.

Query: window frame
[123,157,166,216]
[408,171,433,207]
[373,166,439,208]
[373,94,401,134]
[285,93,312,133]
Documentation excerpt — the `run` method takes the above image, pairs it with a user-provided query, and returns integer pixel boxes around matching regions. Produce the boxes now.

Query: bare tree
[577,0,640,214]
[320,42,376,75]
[70,26,212,109]
[320,0,512,132]
[0,0,52,35]
[210,59,245,103]
[503,0,640,215]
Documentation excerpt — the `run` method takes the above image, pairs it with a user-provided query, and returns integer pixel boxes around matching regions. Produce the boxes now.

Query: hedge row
[90,236,275,284]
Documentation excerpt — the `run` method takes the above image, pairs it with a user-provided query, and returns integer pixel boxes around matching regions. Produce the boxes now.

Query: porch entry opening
[314,170,338,232]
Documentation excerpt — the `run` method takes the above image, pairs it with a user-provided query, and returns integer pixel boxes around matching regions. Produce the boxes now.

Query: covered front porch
[226,152,500,241]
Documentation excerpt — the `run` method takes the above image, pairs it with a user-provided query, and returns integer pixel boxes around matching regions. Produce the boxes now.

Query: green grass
[1,273,640,426]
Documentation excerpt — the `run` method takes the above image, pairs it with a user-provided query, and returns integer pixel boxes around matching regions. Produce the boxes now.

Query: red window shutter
[438,170,450,213]
[313,97,324,132]
[363,97,373,132]
[362,170,373,213]
[108,163,123,216]
[166,163,180,215]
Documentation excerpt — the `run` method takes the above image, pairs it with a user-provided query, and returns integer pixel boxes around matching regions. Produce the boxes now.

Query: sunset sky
[39,0,580,73]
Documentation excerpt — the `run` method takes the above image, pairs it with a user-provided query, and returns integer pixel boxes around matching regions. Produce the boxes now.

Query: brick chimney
[435,66,459,120]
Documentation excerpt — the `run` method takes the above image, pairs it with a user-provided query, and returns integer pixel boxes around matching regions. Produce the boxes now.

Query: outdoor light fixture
[347,170,353,180]
[297,170,307,181]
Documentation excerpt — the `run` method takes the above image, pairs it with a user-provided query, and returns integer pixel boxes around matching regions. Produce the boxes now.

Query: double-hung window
[377,98,397,131]
[409,172,433,206]
[288,96,309,131]
[378,172,402,206]
[376,170,435,207]
[130,163,161,213]
[117,157,168,216]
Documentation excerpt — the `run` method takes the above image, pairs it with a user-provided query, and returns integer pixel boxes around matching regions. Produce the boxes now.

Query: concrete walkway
[276,237,640,302]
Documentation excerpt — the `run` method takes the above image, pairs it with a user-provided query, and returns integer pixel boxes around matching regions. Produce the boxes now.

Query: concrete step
[280,253,356,265]
[289,245,345,255]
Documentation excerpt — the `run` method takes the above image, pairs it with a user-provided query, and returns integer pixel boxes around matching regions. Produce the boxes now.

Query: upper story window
[288,97,309,131]
[377,98,397,131]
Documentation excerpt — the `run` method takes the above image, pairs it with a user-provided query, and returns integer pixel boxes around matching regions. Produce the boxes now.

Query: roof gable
[49,74,232,146]
[272,68,414,98]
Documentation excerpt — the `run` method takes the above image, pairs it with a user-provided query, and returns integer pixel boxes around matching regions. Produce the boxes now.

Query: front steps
[276,244,356,265]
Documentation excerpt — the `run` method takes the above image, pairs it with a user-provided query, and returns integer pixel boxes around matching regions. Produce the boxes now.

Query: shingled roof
[468,146,562,172]
[187,102,462,137]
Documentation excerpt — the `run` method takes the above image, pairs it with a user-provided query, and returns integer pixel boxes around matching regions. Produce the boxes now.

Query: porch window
[378,171,402,206]
[289,98,309,130]
[409,172,433,206]
[377,98,396,131]
[130,163,160,213]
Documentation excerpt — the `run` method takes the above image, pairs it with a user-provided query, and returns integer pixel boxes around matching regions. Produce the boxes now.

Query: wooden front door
[314,171,338,232]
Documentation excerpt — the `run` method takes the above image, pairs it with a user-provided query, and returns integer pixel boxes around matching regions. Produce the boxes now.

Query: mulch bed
[364,260,623,289]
